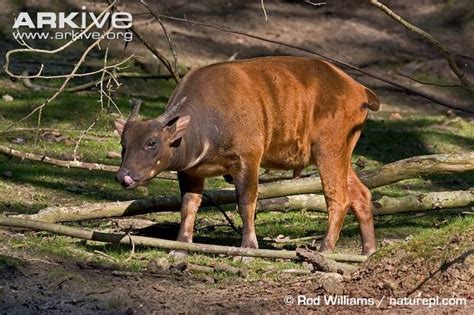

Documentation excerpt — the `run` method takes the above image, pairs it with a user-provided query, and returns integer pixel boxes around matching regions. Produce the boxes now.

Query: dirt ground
[1,233,472,314]
[0,0,473,314]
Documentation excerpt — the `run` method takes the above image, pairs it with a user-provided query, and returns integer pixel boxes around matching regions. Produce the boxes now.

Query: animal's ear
[165,116,191,143]
[114,118,126,136]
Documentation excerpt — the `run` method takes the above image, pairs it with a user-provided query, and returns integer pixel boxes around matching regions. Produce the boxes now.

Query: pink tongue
[123,175,135,186]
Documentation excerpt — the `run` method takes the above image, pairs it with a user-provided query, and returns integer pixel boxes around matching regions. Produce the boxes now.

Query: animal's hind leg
[348,168,376,255]
[231,155,261,249]
[313,146,351,253]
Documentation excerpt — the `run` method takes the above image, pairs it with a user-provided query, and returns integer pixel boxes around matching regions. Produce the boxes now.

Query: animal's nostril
[116,169,130,182]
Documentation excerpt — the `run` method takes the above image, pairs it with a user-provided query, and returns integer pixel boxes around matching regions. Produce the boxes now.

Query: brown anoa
[115,56,380,255]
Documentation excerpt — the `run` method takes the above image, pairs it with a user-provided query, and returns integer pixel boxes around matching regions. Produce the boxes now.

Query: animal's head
[115,98,190,189]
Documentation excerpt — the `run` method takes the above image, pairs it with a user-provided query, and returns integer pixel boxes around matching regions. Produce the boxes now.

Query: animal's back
[172,56,377,170]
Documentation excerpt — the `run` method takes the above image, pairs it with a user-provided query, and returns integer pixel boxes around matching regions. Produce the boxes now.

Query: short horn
[128,98,142,121]
[157,96,187,125]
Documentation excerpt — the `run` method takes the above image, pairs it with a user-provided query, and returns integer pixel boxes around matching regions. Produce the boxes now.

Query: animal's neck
[167,134,208,172]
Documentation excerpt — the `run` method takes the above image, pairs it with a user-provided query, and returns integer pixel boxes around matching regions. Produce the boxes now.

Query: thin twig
[139,0,180,76]
[203,193,241,235]
[73,115,100,162]
[124,232,135,263]
[20,69,152,94]
[369,0,473,95]
[3,2,135,135]
[34,108,42,145]
[107,0,180,83]
[0,27,120,135]
[160,15,474,113]
[26,258,59,265]
[305,1,327,6]
[7,58,132,80]
[4,1,118,80]
[261,0,268,22]
[98,42,110,112]
[94,250,118,262]
[395,69,462,88]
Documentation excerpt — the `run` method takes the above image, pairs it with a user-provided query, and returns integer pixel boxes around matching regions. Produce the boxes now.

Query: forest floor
[0,0,473,314]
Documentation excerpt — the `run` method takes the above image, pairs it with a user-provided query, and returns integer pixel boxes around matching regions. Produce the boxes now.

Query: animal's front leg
[232,161,260,249]
[176,172,204,243]
[176,192,202,243]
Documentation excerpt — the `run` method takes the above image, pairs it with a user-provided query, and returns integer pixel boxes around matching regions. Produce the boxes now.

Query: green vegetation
[0,74,473,279]
[0,253,25,271]
[372,215,474,264]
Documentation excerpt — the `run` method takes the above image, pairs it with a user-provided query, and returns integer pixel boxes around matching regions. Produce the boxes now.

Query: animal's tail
[364,88,380,111]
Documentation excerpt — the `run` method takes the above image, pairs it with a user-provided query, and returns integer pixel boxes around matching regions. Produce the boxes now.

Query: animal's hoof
[361,247,376,256]
[318,244,333,254]
[168,250,188,260]
[232,256,254,264]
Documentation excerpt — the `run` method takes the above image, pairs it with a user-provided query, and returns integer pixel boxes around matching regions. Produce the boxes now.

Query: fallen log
[16,152,474,223]
[255,189,474,215]
[0,217,367,263]
[14,190,472,228]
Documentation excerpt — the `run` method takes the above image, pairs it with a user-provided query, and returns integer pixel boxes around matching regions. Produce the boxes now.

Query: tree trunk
[15,153,473,223]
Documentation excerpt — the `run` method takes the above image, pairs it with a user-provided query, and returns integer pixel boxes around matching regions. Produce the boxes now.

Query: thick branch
[0,144,117,172]
[369,0,473,95]
[0,144,176,179]
[15,153,474,223]
[0,217,366,263]
[255,190,473,215]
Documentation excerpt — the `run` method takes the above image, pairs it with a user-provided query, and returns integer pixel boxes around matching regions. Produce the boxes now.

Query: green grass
[371,215,474,264]
[0,74,473,280]
[0,253,25,270]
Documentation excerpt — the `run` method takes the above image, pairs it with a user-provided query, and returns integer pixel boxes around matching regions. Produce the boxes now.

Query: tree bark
[296,248,358,274]
[255,190,473,215]
[0,217,367,263]
[15,153,473,223]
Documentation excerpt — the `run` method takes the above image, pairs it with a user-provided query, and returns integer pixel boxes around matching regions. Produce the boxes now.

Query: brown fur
[115,56,379,255]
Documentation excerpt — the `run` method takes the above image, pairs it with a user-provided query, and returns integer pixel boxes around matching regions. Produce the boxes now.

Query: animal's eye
[145,141,157,149]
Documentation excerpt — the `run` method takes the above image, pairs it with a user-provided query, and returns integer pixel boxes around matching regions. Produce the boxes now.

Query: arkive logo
[13,6,132,29]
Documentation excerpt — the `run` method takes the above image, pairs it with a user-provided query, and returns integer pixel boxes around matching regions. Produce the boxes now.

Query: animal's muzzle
[116,168,136,189]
